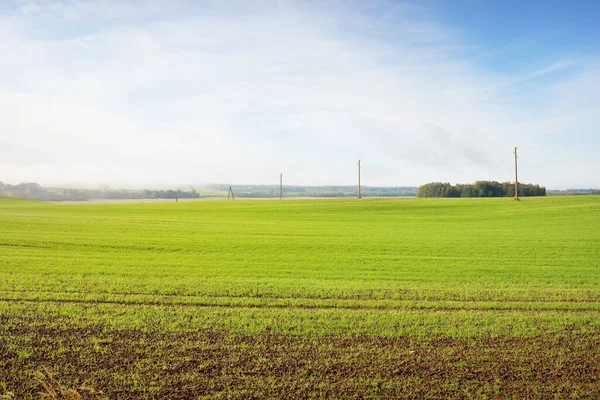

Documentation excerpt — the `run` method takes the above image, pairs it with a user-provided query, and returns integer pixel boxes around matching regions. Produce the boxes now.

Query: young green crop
[1,196,599,397]
[1,196,599,307]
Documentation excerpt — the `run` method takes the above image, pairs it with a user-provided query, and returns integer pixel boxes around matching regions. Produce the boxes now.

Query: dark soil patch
[1,320,599,399]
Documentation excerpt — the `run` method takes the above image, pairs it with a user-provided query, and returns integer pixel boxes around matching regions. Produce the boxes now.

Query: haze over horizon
[1,0,599,190]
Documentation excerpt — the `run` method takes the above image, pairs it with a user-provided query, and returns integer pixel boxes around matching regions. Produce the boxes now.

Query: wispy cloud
[481,59,578,93]
[0,0,598,188]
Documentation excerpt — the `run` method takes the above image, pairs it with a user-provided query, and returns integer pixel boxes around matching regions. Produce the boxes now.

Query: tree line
[417,181,546,198]
[0,182,46,199]
[0,182,199,201]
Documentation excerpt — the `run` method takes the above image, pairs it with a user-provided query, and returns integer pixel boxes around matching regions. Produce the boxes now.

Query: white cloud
[0,0,598,189]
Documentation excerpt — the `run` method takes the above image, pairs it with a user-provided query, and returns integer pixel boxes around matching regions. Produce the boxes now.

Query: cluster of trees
[417,181,546,198]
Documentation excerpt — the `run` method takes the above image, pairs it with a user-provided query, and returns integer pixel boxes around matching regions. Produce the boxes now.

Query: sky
[1,0,599,189]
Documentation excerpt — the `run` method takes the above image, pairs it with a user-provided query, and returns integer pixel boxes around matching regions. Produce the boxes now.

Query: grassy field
[1,196,599,398]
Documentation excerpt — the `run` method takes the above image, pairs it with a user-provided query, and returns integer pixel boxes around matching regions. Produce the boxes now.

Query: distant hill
[5,180,598,201]
[0,181,417,201]
[547,189,600,196]
[205,184,417,198]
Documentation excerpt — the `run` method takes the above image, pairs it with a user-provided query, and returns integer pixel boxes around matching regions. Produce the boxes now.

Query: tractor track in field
[1,288,599,303]
[2,297,600,313]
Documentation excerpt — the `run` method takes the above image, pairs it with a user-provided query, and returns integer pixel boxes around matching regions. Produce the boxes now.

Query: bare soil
[1,319,599,399]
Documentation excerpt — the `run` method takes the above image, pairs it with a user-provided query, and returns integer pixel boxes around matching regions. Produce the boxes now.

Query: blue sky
[436,0,599,73]
[0,0,598,189]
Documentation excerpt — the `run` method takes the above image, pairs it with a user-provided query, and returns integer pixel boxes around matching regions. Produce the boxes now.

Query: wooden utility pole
[513,147,519,200]
[357,160,362,199]
[280,174,283,200]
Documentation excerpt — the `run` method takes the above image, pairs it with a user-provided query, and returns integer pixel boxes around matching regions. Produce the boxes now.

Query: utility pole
[513,147,519,200]
[357,160,362,199]
[280,173,283,200]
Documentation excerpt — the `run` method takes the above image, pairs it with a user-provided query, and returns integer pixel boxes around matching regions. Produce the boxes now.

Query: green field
[1,196,599,398]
